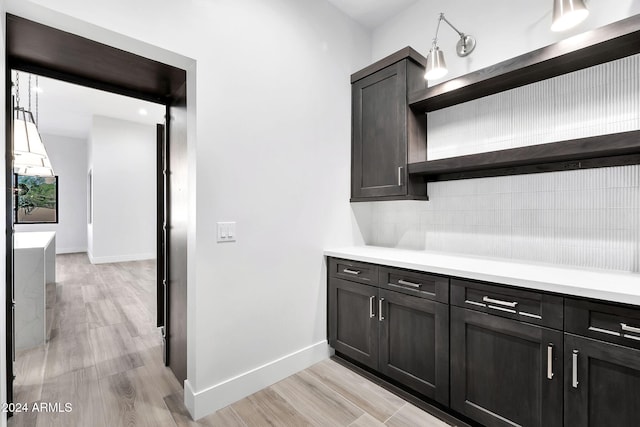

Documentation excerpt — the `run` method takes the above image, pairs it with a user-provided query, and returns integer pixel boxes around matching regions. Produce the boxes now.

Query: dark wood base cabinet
[327,257,640,427]
[328,258,449,405]
[450,306,563,427]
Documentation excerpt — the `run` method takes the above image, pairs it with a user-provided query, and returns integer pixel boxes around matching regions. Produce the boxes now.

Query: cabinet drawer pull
[398,166,403,186]
[369,296,375,318]
[342,268,361,275]
[379,298,385,321]
[588,326,620,337]
[621,323,640,334]
[397,279,421,288]
[572,350,579,388]
[465,300,486,307]
[547,344,554,380]
[488,305,516,314]
[482,296,518,308]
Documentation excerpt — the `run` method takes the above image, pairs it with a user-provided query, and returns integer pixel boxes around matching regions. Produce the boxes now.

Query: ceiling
[327,0,420,29]
[13,71,166,140]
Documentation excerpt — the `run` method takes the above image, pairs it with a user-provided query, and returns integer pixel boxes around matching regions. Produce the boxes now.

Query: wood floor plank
[86,299,124,328]
[89,323,144,378]
[272,370,363,426]
[13,346,47,403]
[231,387,312,427]
[98,368,178,427]
[36,366,107,427]
[385,403,450,427]
[44,325,93,380]
[350,413,387,427]
[164,393,248,427]
[307,360,405,422]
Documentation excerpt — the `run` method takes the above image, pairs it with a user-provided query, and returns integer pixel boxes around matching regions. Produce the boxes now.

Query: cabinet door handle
[369,296,375,318]
[397,279,421,288]
[482,296,518,308]
[342,268,361,275]
[572,350,579,388]
[378,298,385,321]
[398,166,403,186]
[547,344,554,380]
[621,323,640,334]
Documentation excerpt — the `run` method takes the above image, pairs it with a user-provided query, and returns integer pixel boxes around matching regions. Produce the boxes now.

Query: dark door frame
[4,14,189,413]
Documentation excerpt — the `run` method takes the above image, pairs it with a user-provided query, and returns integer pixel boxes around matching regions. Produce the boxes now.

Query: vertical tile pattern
[427,54,640,160]
[367,165,640,272]
[365,53,640,273]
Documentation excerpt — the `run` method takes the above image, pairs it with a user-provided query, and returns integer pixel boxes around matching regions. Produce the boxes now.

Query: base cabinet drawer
[564,333,640,427]
[450,306,563,427]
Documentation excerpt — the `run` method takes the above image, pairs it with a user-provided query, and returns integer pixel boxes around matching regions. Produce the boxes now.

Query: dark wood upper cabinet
[351,47,427,202]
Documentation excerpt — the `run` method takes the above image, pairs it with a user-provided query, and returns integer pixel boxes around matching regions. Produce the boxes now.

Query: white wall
[372,0,640,85]
[87,115,156,263]
[15,133,88,253]
[2,0,371,419]
[356,1,640,273]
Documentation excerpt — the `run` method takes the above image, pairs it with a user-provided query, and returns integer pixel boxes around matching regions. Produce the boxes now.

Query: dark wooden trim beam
[408,130,640,181]
[409,14,640,113]
[6,14,186,104]
[351,47,427,83]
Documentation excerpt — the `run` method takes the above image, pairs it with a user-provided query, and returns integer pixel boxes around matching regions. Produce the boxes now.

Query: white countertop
[324,246,640,306]
[14,231,56,250]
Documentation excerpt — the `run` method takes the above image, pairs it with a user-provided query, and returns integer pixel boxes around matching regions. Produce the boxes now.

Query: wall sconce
[551,0,589,32]
[425,13,476,81]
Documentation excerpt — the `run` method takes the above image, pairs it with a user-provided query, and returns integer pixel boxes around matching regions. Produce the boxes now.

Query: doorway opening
[5,14,189,421]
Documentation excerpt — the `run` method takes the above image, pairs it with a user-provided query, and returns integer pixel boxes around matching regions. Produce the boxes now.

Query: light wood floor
[9,253,451,427]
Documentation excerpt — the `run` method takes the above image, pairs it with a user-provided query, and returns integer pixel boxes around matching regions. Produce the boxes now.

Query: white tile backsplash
[362,165,640,272]
[358,55,640,273]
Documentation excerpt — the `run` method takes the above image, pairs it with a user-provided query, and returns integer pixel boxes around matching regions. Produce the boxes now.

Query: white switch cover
[217,222,236,243]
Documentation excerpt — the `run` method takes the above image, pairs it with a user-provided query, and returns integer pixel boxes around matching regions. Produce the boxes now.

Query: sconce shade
[551,0,589,32]
[425,46,448,80]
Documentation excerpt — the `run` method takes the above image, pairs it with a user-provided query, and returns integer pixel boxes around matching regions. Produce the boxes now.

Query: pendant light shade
[551,0,589,32]
[14,155,55,177]
[425,47,448,81]
[14,109,47,158]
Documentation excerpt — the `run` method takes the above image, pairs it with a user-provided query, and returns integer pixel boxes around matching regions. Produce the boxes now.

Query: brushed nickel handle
[378,298,385,321]
[369,296,375,318]
[398,166,403,186]
[482,296,518,308]
[621,323,640,334]
[547,344,554,380]
[572,350,579,388]
[465,300,486,307]
[397,279,421,288]
[588,326,620,337]
[342,268,361,275]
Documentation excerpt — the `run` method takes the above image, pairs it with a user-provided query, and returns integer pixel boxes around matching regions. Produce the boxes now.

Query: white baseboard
[56,247,86,254]
[185,341,331,420]
[88,252,156,264]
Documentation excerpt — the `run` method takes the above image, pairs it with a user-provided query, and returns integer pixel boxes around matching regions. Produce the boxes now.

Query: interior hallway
[9,253,448,427]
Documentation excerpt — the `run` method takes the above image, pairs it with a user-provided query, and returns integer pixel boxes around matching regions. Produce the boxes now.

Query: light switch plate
[216,222,236,243]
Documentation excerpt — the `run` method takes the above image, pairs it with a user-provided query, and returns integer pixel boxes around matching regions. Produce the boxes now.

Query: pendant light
[425,13,476,81]
[13,73,54,176]
[551,0,589,32]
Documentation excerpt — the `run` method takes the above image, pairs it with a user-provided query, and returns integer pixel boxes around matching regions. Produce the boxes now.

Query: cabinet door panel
[450,307,563,427]
[352,61,407,198]
[328,278,378,369]
[564,333,640,427]
[378,289,449,405]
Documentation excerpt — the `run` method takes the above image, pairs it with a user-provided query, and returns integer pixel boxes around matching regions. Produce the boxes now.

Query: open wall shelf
[407,14,640,183]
